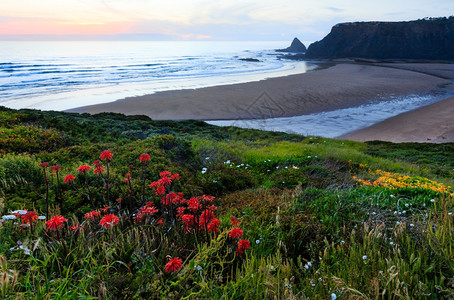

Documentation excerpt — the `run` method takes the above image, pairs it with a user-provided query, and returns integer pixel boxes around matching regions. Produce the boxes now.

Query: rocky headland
[305,17,454,60]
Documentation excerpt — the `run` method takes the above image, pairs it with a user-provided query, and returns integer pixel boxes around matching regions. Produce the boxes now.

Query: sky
[0,0,452,41]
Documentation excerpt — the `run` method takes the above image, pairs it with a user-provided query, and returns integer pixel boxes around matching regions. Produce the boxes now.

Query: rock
[239,58,260,62]
[276,38,307,53]
[305,17,454,60]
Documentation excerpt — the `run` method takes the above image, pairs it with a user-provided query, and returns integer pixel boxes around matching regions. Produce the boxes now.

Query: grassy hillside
[0,106,453,299]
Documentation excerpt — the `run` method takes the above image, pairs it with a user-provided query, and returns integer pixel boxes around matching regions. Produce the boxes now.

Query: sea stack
[277,37,307,52]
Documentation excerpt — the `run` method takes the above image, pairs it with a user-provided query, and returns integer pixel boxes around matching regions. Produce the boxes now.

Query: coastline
[68,62,454,143]
[67,63,450,120]
[338,96,454,143]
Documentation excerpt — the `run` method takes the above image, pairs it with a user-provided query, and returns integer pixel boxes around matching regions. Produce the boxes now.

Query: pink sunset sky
[0,0,452,40]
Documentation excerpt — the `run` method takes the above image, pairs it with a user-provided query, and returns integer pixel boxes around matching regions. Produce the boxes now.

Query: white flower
[405,203,409,207]
[362,255,367,260]
[396,221,401,225]
[38,216,46,220]
[307,261,312,267]
[213,180,217,183]
[256,240,260,244]
[2,215,17,220]
[304,265,309,270]
[340,240,345,245]
[331,293,337,300]
[318,277,323,282]
[410,223,414,227]
[201,167,207,174]
[224,160,231,164]
[390,194,395,198]
[430,199,435,203]
[449,212,452,216]
[390,241,394,245]
[11,210,27,215]
[292,166,298,169]
[205,157,210,160]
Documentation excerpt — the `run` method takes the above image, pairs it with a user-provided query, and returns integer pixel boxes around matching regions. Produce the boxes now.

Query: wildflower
[256,239,260,244]
[39,162,49,168]
[228,227,243,239]
[156,186,165,195]
[50,165,62,172]
[201,167,207,174]
[159,176,172,187]
[207,218,220,233]
[70,225,83,232]
[230,217,240,226]
[135,205,158,222]
[22,211,38,224]
[76,165,91,173]
[62,174,75,184]
[139,153,150,163]
[100,150,113,160]
[2,215,17,220]
[46,215,68,231]
[99,214,119,228]
[331,293,337,300]
[181,214,195,227]
[157,220,163,225]
[160,171,171,178]
[430,199,435,203]
[171,173,180,180]
[100,206,110,213]
[94,166,105,174]
[199,209,215,227]
[236,239,251,256]
[116,198,122,204]
[84,210,100,220]
[165,257,183,273]
[362,255,367,260]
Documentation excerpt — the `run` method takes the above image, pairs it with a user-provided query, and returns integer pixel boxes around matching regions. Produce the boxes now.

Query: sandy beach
[69,62,454,143]
[69,63,450,119]
[339,96,454,143]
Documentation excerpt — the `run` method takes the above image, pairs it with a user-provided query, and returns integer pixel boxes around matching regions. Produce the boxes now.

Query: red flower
[187,197,201,212]
[156,185,165,195]
[100,150,113,160]
[229,227,243,239]
[134,205,158,222]
[160,171,171,178]
[94,166,105,174]
[171,173,180,180]
[76,165,91,173]
[46,215,68,231]
[84,210,100,220]
[236,239,251,256]
[100,206,110,213]
[139,153,150,163]
[70,225,83,232]
[230,217,240,227]
[39,162,49,168]
[158,176,172,187]
[63,174,75,183]
[157,219,164,225]
[116,198,122,204]
[149,181,160,188]
[50,165,62,173]
[164,257,183,273]
[181,214,195,227]
[207,218,220,233]
[199,209,215,227]
[22,211,38,224]
[99,214,119,228]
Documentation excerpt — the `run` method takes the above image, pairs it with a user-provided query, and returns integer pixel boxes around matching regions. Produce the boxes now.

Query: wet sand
[339,96,454,143]
[68,63,451,121]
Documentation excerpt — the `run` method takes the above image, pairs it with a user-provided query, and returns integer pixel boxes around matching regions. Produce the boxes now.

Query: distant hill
[305,17,454,60]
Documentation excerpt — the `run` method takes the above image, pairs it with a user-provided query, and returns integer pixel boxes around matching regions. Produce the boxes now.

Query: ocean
[0,41,311,111]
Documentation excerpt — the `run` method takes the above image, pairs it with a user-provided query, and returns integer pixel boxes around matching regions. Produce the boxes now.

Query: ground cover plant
[0,106,453,299]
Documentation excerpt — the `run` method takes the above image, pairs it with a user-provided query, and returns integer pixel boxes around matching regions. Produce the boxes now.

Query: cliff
[277,37,306,52]
[305,17,454,60]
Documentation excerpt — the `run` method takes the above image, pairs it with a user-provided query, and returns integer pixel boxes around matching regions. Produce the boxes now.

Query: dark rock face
[277,37,307,52]
[305,18,454,60]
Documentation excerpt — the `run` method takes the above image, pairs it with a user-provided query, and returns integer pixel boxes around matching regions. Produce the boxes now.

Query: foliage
[1,107,453,298]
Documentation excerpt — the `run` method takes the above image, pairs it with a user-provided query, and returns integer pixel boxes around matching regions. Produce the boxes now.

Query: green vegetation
[0,106,453,299]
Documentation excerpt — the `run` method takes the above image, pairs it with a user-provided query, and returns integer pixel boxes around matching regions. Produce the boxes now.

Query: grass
[0,106,453,298]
